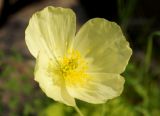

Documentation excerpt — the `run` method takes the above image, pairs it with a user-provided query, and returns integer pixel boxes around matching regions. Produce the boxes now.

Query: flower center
[60,50,88,86]
[61,58,78,76]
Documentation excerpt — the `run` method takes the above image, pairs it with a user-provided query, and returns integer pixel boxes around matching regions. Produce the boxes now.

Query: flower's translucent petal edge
[67,73,124,104]
[25,6,76,58]
[34,51,76,106]
[74,18,132,74]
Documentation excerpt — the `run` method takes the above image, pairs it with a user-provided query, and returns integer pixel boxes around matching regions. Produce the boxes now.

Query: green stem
[74,106,84,116]
[101,104,106,116]
[144,31,160,74]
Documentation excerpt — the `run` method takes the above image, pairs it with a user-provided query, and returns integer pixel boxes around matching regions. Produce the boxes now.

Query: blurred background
[0,0,160,116]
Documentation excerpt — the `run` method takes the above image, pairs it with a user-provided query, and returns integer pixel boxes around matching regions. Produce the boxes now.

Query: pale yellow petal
[25,6,76,58]
[66,73,124,104]
[35,51,75,106]
[74,18,132,73]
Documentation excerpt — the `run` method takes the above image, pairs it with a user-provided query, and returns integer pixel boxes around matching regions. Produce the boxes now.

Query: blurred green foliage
[0,0,160,116]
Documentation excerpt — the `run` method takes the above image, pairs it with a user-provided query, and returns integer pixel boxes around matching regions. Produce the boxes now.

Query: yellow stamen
[60,50,88,86]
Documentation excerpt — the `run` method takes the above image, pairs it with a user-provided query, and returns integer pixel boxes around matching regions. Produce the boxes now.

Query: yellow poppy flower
[25,6,132,107]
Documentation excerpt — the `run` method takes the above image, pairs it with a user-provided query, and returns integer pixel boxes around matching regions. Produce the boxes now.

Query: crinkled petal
[74,18,132,73]
[34,51,75,106]
[25,6,76,58]
[66,73,124,104]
